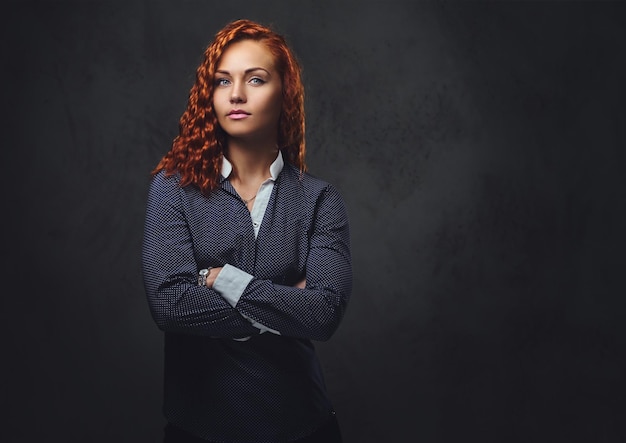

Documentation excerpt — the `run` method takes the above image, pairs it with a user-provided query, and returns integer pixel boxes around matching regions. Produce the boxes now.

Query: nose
[230,81,246,104]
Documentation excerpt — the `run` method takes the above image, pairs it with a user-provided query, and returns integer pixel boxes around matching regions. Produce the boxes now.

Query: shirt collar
[220,150,284,181]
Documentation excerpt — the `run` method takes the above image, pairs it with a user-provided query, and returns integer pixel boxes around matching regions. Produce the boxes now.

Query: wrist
[198,268,212,287]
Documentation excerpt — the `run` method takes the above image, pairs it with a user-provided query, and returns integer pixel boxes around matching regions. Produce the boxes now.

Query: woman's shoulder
[281,163,346,206]
[282,163,333,190]
[151,168,180,182]
[149,169,182,192]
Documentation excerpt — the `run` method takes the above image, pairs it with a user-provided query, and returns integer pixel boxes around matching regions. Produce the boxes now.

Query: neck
[225,139,278,183]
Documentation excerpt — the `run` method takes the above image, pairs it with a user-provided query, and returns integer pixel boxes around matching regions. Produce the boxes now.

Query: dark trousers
[163,412,342,443]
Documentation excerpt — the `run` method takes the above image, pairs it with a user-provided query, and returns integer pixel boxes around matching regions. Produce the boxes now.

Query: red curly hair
[152,19,306,195]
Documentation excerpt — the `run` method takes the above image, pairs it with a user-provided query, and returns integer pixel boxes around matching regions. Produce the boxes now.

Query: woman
[142,19,352,443]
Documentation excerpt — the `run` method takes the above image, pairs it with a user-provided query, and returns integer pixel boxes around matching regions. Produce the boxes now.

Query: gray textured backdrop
[4,1,626,442]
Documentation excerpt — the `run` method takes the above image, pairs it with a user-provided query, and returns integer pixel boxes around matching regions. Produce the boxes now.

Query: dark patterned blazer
[142,161,352,442]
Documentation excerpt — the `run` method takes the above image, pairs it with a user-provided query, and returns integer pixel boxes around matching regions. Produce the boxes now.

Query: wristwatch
[198,268,211,286]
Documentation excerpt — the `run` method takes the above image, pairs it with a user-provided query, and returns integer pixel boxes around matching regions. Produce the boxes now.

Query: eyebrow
[215,67,271,76]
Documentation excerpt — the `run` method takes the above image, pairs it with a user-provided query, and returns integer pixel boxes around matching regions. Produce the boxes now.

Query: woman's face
[213,39,283,145]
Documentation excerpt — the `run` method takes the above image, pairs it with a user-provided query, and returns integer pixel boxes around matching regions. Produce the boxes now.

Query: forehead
[217,39,276,71]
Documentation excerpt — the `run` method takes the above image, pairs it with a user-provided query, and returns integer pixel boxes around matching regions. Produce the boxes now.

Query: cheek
[211,94,221,112]
[269,91,283,117]
[213,87,229,106]
[212,98,228,122]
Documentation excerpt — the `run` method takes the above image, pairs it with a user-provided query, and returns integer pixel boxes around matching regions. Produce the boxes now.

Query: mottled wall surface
[4,1,626,442]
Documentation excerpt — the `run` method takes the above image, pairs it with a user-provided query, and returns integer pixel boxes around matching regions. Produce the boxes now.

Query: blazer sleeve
[234,183,353,341]
[141,172,260,338]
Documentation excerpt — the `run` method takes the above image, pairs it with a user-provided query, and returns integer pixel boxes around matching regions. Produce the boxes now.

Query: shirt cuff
[243,314,281,336]
[213,264,281,336]
[213,264,253,307]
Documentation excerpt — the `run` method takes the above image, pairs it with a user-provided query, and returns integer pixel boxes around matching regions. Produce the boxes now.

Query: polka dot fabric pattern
[142,162,352,442]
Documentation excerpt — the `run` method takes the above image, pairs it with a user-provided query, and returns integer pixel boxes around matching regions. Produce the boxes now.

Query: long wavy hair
[152,19,306,195]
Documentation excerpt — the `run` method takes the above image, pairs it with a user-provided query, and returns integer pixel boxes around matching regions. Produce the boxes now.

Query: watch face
[199,269,209,276]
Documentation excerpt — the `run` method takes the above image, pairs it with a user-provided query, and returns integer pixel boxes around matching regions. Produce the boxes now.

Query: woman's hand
[204,267,223,288]
[294,278,306,289]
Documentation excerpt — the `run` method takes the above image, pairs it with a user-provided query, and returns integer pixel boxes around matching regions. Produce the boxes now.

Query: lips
[227,109,250,120]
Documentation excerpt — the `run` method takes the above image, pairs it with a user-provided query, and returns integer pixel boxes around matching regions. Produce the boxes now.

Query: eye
[215,78,231,87]
[249,77,266,85]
